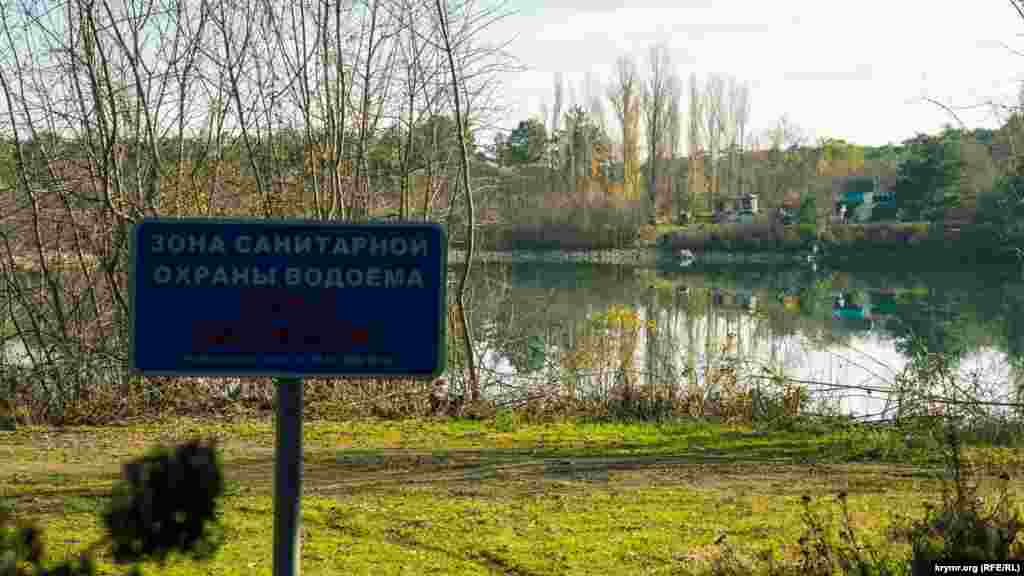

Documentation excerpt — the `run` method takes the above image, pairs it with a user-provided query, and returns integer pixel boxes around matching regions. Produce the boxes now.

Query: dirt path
[4,441,950,518]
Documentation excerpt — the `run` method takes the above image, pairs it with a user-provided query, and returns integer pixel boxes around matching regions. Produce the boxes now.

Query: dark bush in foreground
[1,439,224,575]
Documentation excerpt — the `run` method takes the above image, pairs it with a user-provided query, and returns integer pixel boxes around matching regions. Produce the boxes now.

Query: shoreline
[447,247,809,267]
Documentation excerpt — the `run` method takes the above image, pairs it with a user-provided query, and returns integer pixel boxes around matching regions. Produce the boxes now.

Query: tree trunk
[435,0,478,402]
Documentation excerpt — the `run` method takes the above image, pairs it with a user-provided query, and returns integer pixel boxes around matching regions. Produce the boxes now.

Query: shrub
[1,439,224,575]
[711,491,903,576]
[798,194,817,225]
[755,383,810,426]
[850,225,869,247]
[492,408,519,433]
[604,394,677,422]
[898,426,1024,571]
[497,194,645,250]
[797,223,817,246]
[710,417,1024,575]
[907,224,930,247]
[907,222,929,237]
[636,224,659,245]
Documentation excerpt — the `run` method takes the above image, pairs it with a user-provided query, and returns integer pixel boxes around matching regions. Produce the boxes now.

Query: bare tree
[0,0,519,420]
[641,41,672,225]
[550,72,565,180]
[687,73,704,211]
[0,0,225,408]
[733,81,751,198]
[352,0,400,220]
[390,0,448,220]
[717,76,736,199]
[430,0,519,401]
[297,0,358,221]
[666,74,683,219]
[721,77,738,199]
[584,70,607,138]
[762,113,807,210]
[703,73,725,211]
[608,54,641,201]
[539,99,550,147]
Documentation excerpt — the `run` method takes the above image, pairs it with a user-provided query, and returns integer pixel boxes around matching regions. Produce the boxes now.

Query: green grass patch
[20,471,986,575]
[8,416,1024,573]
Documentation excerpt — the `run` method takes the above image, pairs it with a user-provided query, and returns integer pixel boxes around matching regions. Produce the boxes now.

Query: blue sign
[130,218,447,378]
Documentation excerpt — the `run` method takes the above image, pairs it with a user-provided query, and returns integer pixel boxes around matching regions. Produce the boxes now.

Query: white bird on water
[678,249,695,266]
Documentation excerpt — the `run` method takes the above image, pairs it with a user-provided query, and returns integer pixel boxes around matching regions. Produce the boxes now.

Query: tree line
[3,0,1024,420]
[0,0,518,415]
[489,44,1024,236]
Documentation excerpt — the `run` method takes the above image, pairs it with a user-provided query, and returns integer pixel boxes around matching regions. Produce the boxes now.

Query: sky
[480,0,1024,148]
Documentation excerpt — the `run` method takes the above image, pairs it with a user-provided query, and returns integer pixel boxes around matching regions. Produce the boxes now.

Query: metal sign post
[129,218,447,576]
[273,377,302,576]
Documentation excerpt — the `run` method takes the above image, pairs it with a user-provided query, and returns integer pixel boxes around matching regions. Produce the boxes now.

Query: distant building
[713,193,759,215]
[831,176,896,223]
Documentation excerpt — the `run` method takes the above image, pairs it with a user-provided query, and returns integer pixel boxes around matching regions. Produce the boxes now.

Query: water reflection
[7,261,1024,421]
[459,262,1024,421]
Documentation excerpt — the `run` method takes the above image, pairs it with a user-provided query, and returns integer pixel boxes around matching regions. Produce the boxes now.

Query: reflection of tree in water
[465,263,645,390]
[997,286,1024,406]
[506,333,546,374]
[1000,288,1024,361]
[485,299,554,377]
[796,275,829,318]
[463,262,1024,413]
[884,289,969,368]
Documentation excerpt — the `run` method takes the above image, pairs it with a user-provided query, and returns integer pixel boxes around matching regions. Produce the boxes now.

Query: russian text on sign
[152,232,428,257]
[153,265,423,288]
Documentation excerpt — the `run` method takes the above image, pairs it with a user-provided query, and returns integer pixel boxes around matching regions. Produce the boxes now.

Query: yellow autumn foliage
[560,305,646,381]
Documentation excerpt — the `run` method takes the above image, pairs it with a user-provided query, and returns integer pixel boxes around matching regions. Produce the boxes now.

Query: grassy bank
[4,415,1024,574]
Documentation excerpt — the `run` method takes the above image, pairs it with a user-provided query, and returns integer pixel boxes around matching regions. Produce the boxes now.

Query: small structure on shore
[711,193,760,224]
[714,193,759,214]
[832,176,895,223]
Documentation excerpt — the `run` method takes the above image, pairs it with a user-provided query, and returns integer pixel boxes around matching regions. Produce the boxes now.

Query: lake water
[457,261,1024,421]
[5,260,1024,421]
